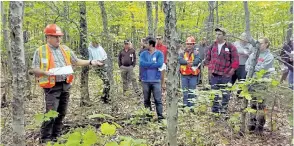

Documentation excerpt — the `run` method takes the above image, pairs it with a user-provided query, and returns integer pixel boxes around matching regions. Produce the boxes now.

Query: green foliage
[27,110,59,130]
[101,122,116,136]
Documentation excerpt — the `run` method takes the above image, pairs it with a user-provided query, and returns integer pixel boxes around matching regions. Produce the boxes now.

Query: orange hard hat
[44,24,64,36]
[186,36,196,44]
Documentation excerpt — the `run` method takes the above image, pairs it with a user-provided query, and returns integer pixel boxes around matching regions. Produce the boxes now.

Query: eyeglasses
[156,38,162,40]
[186,43,194,45]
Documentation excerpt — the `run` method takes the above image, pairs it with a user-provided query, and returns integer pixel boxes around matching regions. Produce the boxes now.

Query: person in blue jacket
[139,37,164,120]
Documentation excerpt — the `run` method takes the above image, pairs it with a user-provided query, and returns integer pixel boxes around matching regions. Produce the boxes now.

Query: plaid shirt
[205,41,239,76]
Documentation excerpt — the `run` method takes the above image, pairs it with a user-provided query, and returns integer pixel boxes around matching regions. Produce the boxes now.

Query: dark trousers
[142,82,163,119]
[41,82,70,141]
[248,84,266,132]
[210,74,231,113]
[95,67,110,102]
[231,65,247,84]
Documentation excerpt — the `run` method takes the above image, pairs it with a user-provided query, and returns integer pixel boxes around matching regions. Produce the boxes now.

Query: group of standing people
[30,24,292,144]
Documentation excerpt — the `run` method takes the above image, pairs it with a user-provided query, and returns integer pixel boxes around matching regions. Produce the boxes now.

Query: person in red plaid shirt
[204,27,239,114]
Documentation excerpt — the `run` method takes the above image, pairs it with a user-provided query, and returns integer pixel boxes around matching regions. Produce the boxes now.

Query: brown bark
[79,1,90,106]
[98,1,114,85]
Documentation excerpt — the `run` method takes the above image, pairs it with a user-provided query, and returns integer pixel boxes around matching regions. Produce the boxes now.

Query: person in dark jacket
[118,40,139,95]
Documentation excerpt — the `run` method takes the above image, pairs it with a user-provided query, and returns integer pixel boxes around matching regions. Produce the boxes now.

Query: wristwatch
[89,60,92,65]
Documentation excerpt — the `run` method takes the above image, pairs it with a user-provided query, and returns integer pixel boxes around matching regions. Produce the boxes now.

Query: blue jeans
[289,70,294,90]
[142,82,163,118]
[181,75,198,107]
[210,75,231,113]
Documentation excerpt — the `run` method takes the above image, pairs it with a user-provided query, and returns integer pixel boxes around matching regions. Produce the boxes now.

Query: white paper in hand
[158,63,166,71]
[49,65,74,75]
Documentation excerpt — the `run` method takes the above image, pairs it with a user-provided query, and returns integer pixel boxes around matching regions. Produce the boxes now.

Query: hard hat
[44,24,64,36]
[186,36,196,44]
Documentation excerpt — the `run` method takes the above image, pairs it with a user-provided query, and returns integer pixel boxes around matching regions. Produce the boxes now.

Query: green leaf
[271,79,279,87]
[119,140,131,146]
[82,128,97,145]
[46,110,59,119]
[34,114,45,122]
[66,131,82,146]
[106,141,119,146]
[101,122,116,136]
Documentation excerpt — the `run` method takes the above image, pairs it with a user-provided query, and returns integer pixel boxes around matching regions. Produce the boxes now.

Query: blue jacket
[139,49,164,82]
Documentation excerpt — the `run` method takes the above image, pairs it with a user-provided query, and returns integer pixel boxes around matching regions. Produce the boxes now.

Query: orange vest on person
[180,52,200,76]
[38,44,73,88]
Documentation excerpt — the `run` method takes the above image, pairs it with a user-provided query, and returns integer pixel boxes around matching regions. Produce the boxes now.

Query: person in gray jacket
[245,37,274,134]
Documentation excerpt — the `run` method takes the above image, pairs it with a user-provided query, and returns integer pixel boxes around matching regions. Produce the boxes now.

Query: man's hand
[44,71,53,76]
[91,60,104,66]
[225,69,235,77]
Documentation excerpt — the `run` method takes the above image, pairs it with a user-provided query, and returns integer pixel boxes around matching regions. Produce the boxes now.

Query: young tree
[286,1,293,42]
[9,1,25,145]
[154,1,159,37]
[146,1,153,37]
[164,1,179,146]
[98,1,114,85]
[79,1,90,106]
[1,1,11,107]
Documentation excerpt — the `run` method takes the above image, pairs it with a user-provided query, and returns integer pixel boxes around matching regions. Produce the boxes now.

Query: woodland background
[0,1,293,146]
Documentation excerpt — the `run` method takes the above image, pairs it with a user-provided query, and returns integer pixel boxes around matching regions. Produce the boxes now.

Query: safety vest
[180,52,200,76]
[38,44,73,88]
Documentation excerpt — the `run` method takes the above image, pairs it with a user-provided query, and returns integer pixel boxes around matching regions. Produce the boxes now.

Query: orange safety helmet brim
[44,24,64,36]
[186,36,196,44]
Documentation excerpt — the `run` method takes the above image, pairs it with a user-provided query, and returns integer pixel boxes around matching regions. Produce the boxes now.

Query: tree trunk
[240,1,252,135]
[9,1,25,146]
[215,1,219,25]
[286,1,293,42]
[98,1,114,85]
[1,1,12,107]
[244,1,251,37]
[146,1,153,37]
[154,1,158,37]
[206,1,215,43]
[79,1,90,106]
[164,1,179,146]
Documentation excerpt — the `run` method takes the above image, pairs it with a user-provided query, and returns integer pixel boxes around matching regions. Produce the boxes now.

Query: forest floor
[1,67,293,146]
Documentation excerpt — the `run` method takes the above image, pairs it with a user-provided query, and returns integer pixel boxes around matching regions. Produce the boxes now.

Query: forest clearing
[0,1,293,146]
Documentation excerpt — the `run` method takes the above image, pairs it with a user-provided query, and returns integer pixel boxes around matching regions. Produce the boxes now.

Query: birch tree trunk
[146,1,154,37]
[9,1,25,145]
[164,1,179,146]
[154,1,158,37]
[98,1,114,85]
[79,1,90,106]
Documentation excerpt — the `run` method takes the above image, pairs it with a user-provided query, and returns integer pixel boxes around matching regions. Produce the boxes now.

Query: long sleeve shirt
[118,48,136,67]
[205,41,239,76]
